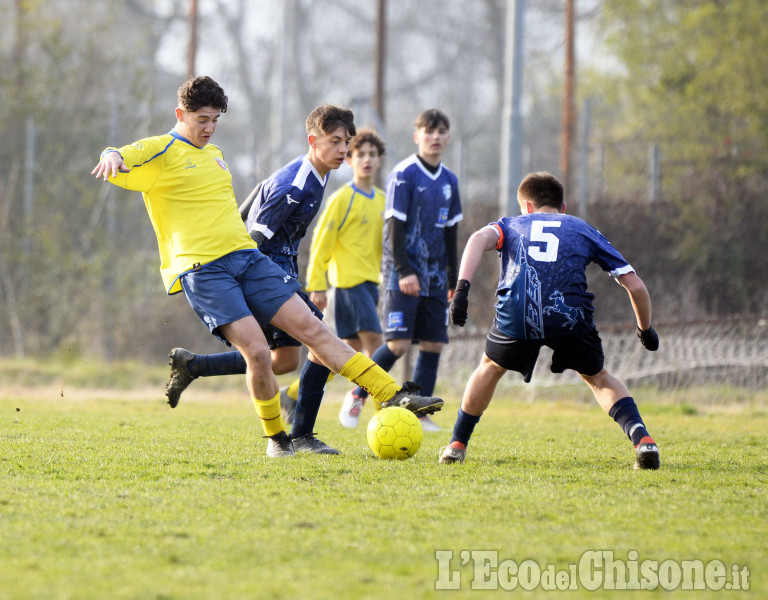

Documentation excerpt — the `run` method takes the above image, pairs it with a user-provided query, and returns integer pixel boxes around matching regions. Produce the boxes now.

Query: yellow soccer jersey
[103,131,256,294]
[306,182,385,291]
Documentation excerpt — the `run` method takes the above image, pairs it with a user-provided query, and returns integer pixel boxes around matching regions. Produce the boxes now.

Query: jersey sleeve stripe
[610,264,635,277]
[384,207,408,221]
[252,223,274,239]
[338,192,356,231]
[491,223,504,250]
[131,138,176,169]
[446,213,463,227]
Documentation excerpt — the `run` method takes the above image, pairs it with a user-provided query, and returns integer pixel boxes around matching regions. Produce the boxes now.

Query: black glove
[450,280,470,326]
[637,326,659,351]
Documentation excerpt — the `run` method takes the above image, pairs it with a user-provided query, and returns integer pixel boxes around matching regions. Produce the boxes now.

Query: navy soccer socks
[290,359,331,438]
[412,350,441,396]
[449,408,481,448]
[189,350,247,378]
[609,397,651,446]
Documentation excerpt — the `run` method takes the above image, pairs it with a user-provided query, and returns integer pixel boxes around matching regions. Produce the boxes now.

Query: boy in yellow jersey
[165,104,355,456]
[279,129,387,425]
[91,76,443,457]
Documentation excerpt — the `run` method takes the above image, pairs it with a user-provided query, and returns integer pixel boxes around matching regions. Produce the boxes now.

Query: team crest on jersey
[215,157,228,171]
[442,184,452,200]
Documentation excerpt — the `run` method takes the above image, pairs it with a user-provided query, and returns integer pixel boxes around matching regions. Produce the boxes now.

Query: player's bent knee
[387,340,410,357]
[241,343,273,372]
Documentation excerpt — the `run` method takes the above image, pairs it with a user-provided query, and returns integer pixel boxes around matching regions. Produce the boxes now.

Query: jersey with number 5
[489,214,634,339]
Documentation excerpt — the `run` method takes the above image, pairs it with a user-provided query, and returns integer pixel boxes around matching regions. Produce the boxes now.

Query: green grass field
[1,365,766,599]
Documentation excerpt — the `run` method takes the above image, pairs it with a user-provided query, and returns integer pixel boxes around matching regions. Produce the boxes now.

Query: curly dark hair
[177,76,228,113]
[348,128,386,157]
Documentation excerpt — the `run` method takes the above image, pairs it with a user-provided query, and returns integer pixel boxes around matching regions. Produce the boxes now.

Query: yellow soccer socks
[286,378,300,401]
[251,391,287,437]
[339,352,400,408]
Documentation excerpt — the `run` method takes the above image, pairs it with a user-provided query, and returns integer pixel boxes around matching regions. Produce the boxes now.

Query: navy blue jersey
[381,155,463,296]
[490,213,634,339]
[243,155,328,278]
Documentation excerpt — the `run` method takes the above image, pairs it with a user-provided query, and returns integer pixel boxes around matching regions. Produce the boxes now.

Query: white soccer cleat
[339,389,365,428]
[419,414,441,432]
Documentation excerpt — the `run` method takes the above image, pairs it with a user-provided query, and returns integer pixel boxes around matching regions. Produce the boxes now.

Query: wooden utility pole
[578,97,590,219]
[187,0,198,79]
[649,144,661,203]
[374,0,387,128]
[560,0,575,195]
[13,0,26,90]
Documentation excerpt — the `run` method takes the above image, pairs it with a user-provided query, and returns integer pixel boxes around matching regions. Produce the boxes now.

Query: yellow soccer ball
[366,406,423,460]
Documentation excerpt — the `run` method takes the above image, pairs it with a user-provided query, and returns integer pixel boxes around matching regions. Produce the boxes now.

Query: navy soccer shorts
[485,323,605,382]
[180,249,301,346]
[381,289,449,344]
[333,281,382,340]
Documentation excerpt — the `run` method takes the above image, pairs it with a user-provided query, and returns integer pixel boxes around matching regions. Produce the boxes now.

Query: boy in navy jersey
[440,171,660,469]
[278,130,387,420]
[339,109,463,432]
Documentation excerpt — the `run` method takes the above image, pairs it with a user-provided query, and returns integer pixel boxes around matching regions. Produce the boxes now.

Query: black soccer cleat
[634,436,660,470]
[165,348,197,408]
[381,381,444,416]
[266,431,295,458]
[291,432,340,455]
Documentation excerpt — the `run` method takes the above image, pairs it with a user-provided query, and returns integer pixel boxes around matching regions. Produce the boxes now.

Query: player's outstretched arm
[456,227,499,284]
[450,227,499,326]
[91,150,128,182]
[617,271,659,350]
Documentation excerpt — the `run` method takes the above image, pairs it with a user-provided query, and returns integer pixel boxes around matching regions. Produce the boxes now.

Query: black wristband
[456,279,470,293]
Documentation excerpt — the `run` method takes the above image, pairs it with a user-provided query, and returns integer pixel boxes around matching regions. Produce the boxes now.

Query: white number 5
[528,220,561,262]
